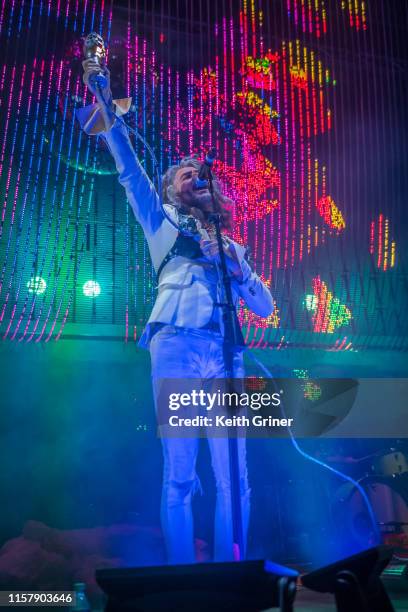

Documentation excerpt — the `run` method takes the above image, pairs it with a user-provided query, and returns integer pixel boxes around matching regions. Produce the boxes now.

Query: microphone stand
[206,165,246,561]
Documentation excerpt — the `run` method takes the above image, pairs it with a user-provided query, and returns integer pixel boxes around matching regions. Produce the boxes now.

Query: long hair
[162,155,233,231]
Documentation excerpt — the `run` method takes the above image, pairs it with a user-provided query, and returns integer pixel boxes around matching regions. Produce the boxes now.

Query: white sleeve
[101,119,164,237]
[230,241,274,317]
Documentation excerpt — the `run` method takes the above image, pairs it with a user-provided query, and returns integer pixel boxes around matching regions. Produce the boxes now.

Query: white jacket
[78,110,274,347]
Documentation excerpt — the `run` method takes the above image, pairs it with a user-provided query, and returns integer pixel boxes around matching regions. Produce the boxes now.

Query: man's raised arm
[77,59,169,242]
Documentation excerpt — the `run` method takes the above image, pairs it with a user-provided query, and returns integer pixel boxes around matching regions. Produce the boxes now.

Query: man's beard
[177,187,231,230]
[188,188,213,211]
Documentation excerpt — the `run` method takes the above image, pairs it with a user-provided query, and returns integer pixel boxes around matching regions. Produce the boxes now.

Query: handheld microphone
[83,32,108,90]
[193,148,217,190]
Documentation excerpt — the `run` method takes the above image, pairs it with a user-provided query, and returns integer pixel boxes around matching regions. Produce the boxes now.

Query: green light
[329,297,352,327]
[382,565,407,577]
[293,368,309,380]
[304,381,322,401]
[305,294,318,311]
[83,280,101,297]
[27,276,47,295]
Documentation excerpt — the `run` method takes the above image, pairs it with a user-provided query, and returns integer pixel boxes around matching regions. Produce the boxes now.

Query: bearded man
[79,57,274,564]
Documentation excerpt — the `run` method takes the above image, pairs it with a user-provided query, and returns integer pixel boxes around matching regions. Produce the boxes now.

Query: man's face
[172,165,213,211]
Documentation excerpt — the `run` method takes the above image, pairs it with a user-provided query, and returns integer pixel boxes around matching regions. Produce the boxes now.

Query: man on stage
[79,56,274,564]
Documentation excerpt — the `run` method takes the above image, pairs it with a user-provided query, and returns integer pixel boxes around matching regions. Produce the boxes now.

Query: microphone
[83,32,108,90]
[193,148,217,190]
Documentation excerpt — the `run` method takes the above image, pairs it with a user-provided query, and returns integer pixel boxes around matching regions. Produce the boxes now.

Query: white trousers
[150,325,250,564]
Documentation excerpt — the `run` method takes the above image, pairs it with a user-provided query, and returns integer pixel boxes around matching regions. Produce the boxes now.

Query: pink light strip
[0,58,45,332]
[0,65,16,204]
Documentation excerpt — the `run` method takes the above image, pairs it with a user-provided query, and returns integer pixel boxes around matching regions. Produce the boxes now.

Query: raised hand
[82,57,112,106]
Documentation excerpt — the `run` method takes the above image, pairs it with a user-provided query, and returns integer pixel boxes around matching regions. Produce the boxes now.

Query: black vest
[156,233,203,280]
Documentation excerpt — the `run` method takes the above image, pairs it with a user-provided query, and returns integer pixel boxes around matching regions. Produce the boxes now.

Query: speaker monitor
[96,559,298,611]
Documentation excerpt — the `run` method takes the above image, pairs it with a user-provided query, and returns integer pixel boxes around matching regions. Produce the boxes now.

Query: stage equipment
[374,450,408,478]
[247,351,382,558]
[96,560,298,612]
[360,465,408,511]
[382,561,408,594]
[332,447,408,550]
[301,545,394,612]
[204,158,247,560]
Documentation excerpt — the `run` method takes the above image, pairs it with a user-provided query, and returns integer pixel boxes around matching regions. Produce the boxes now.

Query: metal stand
[278,577,297,612]
[301,546,395,612]
[206,166,246,561]
[334,569,394,612]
